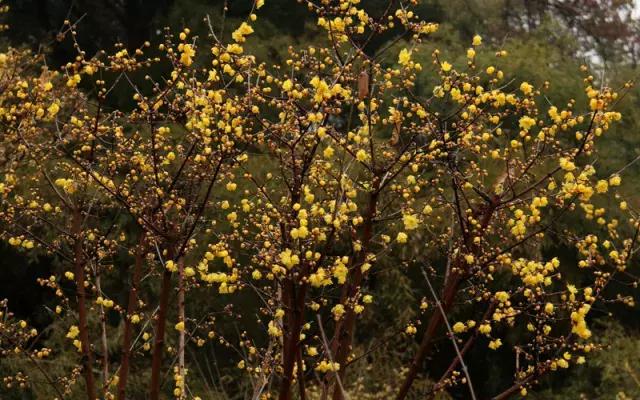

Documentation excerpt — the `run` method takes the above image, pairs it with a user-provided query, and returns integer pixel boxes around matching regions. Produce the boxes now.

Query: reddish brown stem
[396,200,497,400]
[96,275,109,395]
[278,278,307,400]
[150,254,174,400]
[72,211,97,400]
[296,346,307,400]
[428,302,496,398]
[492,374,536,400]
[177,257,186,399]
[117,236,146,400]
[329,189,378,400]
[395,272,462,400]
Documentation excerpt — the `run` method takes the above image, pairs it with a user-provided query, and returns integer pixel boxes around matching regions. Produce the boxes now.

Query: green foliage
[532,321,640,399]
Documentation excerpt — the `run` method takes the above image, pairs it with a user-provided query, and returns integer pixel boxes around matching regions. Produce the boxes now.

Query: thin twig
[316,315,349,400]
[419,265,477,400]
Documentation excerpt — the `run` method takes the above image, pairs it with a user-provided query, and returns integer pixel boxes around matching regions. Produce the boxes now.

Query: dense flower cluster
[0,0,638,399]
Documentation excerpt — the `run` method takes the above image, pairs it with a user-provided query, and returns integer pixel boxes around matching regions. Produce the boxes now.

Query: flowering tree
[0,1,638,399]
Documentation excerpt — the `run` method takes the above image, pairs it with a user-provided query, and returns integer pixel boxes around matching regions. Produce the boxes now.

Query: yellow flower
[332,304,345,320]
[519,116,536,130]
[495,291,509,303]
[420,23,439,34]
[310,76,332,102]
[452,322,466,333]
[544,303,554,314]
[66,74,81,87]
[55,178,76,194]
[268,320,282,337]
[309,268,331,287]
[165,260,177,272]
[441,61,452,72]
[609,175,621,186]
[466,48,476,59]
[520,82,533,95]
[589,97,603,111]
[232,22,254,43]
[280,249,300,269]
[479,324,491,335]
[256,0,265,8]
[396,232,408,243]
[595,180,608,193]
[66,325,80,340]
[355,149,368,162]
[332,262,348,284]
[472,34,482,46]
[398,48,412,66]
[227,43,243,54]
[559,157,576,171]
[179,44,195,66]
[315,360,340,373]
[403,213,418,230]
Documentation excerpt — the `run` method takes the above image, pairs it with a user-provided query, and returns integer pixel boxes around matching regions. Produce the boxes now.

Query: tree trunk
[72,210,97,400]
[329,189,378,400]
[177,257,186,399]
[395,200,498,400]
[150,248,174,400]
[117,235,146,400]
[278,279,307,400]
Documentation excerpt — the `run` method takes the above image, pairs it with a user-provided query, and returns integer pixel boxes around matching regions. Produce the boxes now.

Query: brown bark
[395,272,462,400]
[96,275,109,395]
[277,185,309,400]
[72,211,97,400]
[329,189,378,400]
[395,200,498,400]
[117,235,146,400]
[150,250,174,400]
[177,257,186,399]
[428,302,496,398]
[296,347,307,400]
[278,278,308,400]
